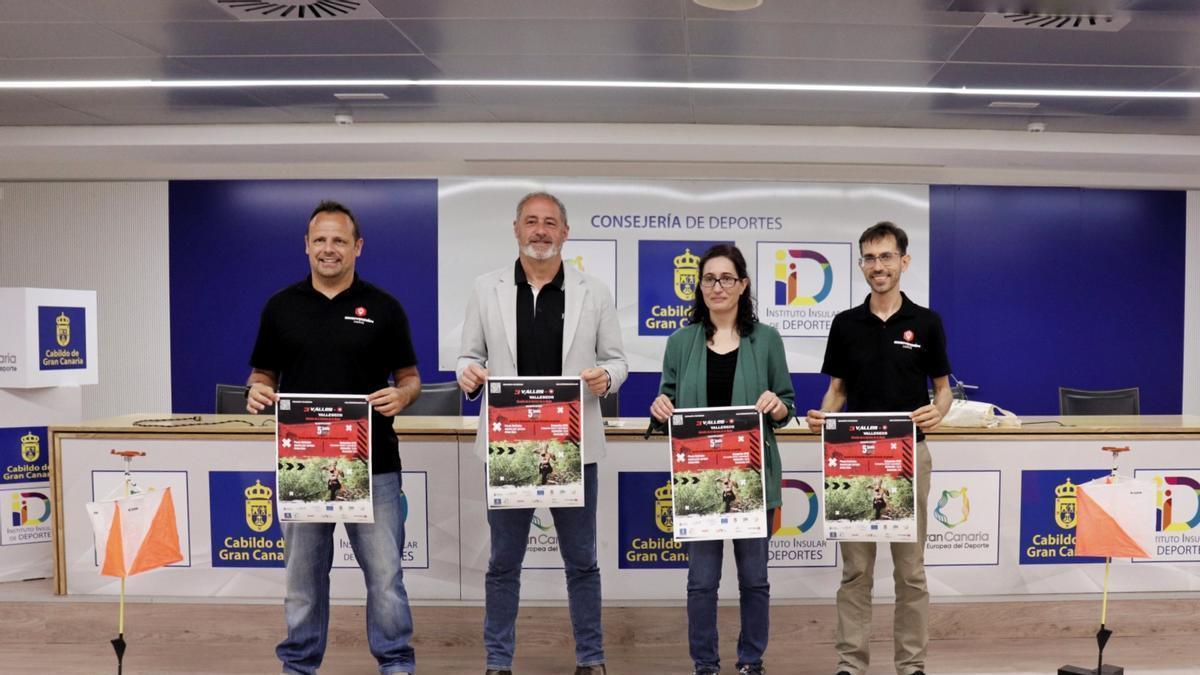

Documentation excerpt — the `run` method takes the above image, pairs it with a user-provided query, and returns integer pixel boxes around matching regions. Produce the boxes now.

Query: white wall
[0,182,170,419]
[0,123,1199,419]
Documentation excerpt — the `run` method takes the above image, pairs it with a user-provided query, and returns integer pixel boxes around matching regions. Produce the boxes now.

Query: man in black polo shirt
[457,191,627,675]
[806,221,952,675]
[246,200,421,675]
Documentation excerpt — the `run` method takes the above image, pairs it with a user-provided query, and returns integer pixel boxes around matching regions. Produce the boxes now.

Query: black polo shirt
[821,292,951,441]
[249,275,417,474]
[514,259,565,377]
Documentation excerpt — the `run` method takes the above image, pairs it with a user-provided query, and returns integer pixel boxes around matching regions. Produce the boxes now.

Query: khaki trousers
[835,440,932,675]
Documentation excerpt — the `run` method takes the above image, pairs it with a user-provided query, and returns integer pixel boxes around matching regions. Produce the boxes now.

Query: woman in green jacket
[649,244,795,675]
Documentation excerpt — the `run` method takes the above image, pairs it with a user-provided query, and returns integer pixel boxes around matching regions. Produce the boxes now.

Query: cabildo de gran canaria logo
[1055,478,1077,529]
[756,242,852,339]
[1,427,49,484]
[673,248,701,301]
[655,481,674,533]
[244,479,273,533]
[20,431,40,463]
[638,240,728,336]
[56,312,70,347]
[37,306,86,370]
[209,471,284,568]
[1019,469,1107,565]
[618,472,687,568]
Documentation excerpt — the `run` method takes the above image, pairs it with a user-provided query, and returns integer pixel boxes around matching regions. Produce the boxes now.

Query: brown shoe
[574,666,606,675]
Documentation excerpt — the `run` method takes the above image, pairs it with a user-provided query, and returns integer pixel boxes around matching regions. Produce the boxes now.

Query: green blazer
[656,321,796,509]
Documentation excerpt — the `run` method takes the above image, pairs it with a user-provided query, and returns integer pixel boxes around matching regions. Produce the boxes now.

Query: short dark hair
[688,244,758,340]
[859,221,907,255]
[515,191,568,226]
[308,200,360,240]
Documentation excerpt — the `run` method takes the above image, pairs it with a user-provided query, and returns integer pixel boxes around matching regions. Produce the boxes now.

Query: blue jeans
[484,463,602,670]
[277,471,415,675]
[685,509,775,672]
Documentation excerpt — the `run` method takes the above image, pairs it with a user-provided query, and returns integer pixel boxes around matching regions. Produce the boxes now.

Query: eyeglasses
[700,274,742,289]
[858,252,902,267]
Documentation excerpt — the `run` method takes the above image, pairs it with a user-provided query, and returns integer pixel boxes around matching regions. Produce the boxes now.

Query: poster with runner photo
[275,393,373,523]
[822,412,916,542]
[669,406,767,542]
[485,376,584,509]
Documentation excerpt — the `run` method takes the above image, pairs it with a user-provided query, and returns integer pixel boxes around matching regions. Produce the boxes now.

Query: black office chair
[599,392,620,418]
[399,381,463,416]
[215,383,274,415]
[1058,386,1140,416]
[929,374,976,402]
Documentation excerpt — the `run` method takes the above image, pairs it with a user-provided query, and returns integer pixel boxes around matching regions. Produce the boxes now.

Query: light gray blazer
[456,262,628,462]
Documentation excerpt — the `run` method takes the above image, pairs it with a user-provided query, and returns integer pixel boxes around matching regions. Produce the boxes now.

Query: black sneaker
[574,666,606,675]
[484,670,512,675]
[738,666,766,674]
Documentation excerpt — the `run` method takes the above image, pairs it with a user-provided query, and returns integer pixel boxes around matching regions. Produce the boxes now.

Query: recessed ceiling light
[333,92,389,100]
[988,101,1040,109]
[693,0,763,10]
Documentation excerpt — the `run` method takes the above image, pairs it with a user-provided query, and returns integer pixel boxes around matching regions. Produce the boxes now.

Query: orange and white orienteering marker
[85,452,183,578]
[1075,454,1156,560]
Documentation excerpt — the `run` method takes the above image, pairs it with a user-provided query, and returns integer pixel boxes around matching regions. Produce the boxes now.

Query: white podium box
[0,287,98,388]
[0,385,83,582]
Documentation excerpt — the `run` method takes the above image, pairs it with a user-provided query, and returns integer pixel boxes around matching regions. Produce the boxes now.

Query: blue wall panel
[169,181,1187,419]
[169,180,442,413]
[929,185,1185,415]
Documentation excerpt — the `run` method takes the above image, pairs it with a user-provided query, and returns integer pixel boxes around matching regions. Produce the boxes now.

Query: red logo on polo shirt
[902,330,915,342]
[354,306,367,317]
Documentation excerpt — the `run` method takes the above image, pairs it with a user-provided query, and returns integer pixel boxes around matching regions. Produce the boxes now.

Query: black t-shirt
[249,275,417,474]
[821,292,951,440]
[706,347,738,408]
[515,259,566,377]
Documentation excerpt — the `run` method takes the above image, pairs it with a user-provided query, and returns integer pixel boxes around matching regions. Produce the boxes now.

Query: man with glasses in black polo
[805,221,953,675]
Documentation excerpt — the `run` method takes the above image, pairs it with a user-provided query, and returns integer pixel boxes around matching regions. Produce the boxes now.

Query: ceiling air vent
[978,12,1130,31]
[210,0,383,21]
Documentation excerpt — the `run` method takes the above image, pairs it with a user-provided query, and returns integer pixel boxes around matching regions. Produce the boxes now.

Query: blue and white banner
[436,179,929,373]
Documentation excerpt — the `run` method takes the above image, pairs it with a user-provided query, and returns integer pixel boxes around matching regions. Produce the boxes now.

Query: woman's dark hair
[688,244,758,340]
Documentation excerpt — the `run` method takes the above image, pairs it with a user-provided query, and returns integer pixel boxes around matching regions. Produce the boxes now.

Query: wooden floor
[5,580,1197,674]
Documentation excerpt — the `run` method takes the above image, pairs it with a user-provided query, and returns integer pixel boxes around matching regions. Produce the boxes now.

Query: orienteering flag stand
[1058,445,1148,675]
[84,449,184,675]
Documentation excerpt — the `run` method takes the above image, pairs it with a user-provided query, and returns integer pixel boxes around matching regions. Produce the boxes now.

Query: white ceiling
[4,0,1200,133]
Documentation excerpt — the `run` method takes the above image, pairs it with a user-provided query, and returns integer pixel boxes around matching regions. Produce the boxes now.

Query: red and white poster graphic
[485,377,584,509]
[822,412,917,542]
[669,406,767,542]
[276,393,373,523]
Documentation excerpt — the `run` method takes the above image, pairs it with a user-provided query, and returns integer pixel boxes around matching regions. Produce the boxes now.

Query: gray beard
[522,243,560,260]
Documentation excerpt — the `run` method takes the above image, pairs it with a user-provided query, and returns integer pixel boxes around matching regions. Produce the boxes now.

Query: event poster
[822,412,917,541]
[275,393,373,523]
[485,377,584,509]
[669,406,767,542]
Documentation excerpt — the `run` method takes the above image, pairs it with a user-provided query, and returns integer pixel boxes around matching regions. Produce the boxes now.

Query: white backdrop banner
[437,178,930,373]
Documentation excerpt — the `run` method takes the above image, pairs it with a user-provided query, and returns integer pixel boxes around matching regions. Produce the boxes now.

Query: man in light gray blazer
[457,191,627,675]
